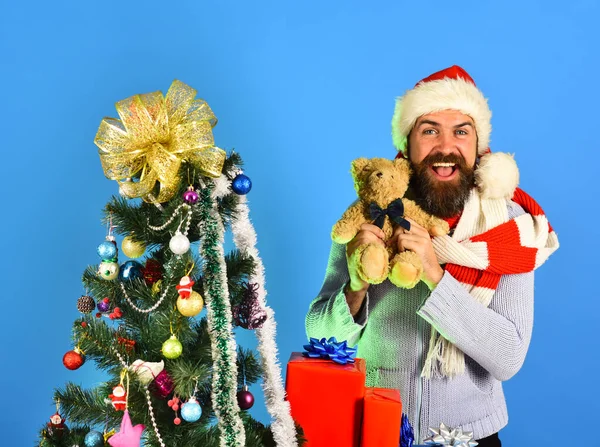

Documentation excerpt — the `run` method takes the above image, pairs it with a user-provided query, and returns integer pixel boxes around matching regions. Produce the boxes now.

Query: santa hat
[391,65,519,200]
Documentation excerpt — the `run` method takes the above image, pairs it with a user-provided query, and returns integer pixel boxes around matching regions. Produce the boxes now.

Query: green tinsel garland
[198,181,245,447]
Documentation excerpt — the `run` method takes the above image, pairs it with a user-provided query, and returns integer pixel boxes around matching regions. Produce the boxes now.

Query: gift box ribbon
[302,337,357,365]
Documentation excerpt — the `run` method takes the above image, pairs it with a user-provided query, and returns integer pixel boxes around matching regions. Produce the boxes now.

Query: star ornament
[108,410,145,447]
[423,423,478,447]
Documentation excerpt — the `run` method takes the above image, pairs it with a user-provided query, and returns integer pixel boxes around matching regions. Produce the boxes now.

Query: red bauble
[63,349,85,370]
[237,386,254,410]
[142,259,163,285]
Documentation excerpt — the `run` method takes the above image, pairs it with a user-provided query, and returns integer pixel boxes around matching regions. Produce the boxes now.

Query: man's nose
[436,131,457,154]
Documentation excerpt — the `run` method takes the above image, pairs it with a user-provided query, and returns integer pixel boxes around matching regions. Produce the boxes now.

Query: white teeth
[432,162,455,167]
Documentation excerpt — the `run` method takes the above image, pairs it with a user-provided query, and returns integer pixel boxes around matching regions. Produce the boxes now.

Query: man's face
[407,110,478,218]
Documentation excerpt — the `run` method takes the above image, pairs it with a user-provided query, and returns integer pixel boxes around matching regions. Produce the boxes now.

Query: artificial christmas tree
[38,80,298,447]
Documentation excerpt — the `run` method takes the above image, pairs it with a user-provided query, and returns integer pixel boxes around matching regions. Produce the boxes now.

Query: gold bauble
[122,236,146,258]
[176,291,204,317]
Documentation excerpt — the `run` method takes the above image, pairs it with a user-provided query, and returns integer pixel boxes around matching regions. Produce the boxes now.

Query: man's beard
[409,152,476,218]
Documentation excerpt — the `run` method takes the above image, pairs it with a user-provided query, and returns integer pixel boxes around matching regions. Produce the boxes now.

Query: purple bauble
[182,188,199,204]
[150,369,175,399]
[97,300,110,313]
[236,386,254,410]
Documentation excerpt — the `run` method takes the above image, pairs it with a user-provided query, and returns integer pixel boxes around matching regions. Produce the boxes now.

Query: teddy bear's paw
[332,234,355,245]
[429,226,444,237]
[355,244,388,284]
[389,260,422,289]
[429,220,450,237]
[331,224,356,244]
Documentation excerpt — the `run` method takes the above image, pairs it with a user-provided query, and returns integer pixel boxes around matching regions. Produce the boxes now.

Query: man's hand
[344,223,386,316]
[388,218,444,290]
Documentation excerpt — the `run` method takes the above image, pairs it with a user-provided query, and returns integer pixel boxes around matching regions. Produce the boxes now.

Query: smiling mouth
[430,162,458,179]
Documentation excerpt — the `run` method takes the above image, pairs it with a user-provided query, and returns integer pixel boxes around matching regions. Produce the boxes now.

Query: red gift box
[286,352,366,447]
[360,387,402,447]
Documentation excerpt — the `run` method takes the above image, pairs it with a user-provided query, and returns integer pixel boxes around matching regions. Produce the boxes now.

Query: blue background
[1,1,598,445]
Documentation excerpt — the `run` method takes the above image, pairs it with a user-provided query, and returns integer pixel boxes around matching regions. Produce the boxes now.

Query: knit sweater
[305,201,533,443]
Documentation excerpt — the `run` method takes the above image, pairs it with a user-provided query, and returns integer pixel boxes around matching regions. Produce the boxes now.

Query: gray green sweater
[305,202,534,442]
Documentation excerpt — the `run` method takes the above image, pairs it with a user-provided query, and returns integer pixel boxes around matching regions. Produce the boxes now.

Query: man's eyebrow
[454,122,474,128]
[416,120,474,128]
[416,119,440,127]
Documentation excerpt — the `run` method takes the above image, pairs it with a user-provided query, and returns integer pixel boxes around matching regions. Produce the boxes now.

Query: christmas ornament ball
[181,396,202,422]
[176,291,204,317]
[77,295,96,313]
[169,232,190,255]
[97,298,110,313]
[162,335,183,359]
[98,260,119,280]
[232,173,252,195]
[237,385,254,410]
[142,259,163,285]
[84,430,104,447]
[97,240,118,260]
[63,349,85,370]
[121,236,146,259]
[118,260,144,281]
[183,187,199,204]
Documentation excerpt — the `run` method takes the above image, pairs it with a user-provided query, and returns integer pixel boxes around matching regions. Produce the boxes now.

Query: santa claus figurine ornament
[110,384,127,411]
[47,410,68,440]
[176,275,195,298]
[109,370,129,411]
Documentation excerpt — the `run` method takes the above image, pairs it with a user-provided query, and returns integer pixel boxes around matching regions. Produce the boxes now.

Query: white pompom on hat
[392,65,519,200]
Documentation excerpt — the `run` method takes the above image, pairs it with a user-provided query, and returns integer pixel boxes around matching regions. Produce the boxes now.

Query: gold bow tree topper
[95,80,226,202]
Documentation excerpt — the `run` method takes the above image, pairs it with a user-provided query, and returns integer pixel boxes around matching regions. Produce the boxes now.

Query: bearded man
[305,66,559,446]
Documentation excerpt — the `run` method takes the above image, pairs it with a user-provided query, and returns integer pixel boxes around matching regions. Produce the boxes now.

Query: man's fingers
[397,233,425,252]
[359,223,386,240]
[347,230,385,257]
[353,232,385,247]
[403,218,428,236]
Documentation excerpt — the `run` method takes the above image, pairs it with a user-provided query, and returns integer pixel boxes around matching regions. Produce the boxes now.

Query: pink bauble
[182,189,199,204]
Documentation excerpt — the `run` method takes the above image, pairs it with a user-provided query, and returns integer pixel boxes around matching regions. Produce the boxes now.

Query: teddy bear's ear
[393,157,412,176]
[350,158,370,181]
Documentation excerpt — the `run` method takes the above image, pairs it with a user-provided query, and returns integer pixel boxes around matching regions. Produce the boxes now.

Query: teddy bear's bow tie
[369,199,411,231]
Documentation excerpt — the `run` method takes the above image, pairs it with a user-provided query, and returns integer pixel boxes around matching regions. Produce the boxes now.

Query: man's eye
[456,129,468,135]
[423,129,436,135]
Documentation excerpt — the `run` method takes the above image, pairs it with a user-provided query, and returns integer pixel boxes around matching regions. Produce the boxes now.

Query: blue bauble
[84,430,104,447]
[231,174,252,195]
[97,241,117,260]
[118,260,144,281]
[180,397,202,422]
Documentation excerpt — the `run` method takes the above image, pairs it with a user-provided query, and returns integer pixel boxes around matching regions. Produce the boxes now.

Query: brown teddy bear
[331,157,449,288]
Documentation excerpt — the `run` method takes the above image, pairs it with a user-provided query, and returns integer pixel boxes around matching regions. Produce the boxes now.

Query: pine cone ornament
[77,295,96,313]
